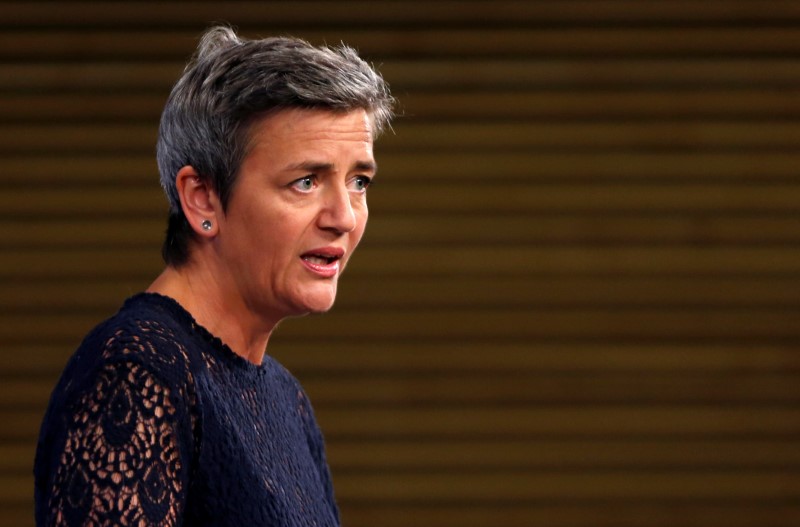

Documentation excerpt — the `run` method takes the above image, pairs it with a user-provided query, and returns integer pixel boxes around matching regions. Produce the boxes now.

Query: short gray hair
[156,26,395,266]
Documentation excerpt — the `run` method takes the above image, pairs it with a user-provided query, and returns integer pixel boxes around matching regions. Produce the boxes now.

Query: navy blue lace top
[34,293,340,526]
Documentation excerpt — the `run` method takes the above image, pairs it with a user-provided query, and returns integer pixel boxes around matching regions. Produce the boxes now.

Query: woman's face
[215,108,375,322]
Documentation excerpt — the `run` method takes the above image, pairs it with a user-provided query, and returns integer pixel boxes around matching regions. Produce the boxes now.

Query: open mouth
[300,247,345,277]
[301,254,339,266]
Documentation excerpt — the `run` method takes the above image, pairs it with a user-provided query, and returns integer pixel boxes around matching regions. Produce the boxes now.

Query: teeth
[303,255,331,265]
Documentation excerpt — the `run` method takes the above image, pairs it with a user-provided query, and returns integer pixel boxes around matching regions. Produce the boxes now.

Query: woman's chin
[294,287,338,315]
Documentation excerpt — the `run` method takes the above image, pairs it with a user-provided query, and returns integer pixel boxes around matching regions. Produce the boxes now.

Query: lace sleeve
[41,360,189,526]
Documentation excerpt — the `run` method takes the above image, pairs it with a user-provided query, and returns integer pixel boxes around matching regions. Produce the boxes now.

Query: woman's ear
[175,166,221,237]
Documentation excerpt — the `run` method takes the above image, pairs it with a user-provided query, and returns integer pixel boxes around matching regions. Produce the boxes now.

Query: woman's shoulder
[35,294,199,526]
[59,293,197,396]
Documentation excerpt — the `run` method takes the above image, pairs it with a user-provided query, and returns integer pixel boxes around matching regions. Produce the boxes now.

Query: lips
[302,254,338,265]
[300,247,344,277]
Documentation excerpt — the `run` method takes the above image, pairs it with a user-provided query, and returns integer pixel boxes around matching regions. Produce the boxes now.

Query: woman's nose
[318,185,357,234]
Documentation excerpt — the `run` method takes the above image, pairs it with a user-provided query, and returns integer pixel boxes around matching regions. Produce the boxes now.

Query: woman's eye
[291,176,316,192]
[349,176,372,193]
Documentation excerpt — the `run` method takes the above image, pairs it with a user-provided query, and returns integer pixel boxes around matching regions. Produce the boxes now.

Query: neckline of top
[123,291,274,374]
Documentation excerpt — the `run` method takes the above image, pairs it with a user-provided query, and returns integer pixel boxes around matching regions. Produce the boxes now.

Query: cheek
[263,208,302,248]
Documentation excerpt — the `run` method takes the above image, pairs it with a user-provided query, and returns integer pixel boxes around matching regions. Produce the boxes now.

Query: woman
[34,26,394,526]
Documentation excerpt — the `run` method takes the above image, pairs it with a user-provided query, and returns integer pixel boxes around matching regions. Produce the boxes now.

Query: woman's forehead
[241,108,375,170]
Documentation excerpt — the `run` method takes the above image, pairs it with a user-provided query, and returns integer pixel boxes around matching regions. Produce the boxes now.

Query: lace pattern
[47,361,185,526]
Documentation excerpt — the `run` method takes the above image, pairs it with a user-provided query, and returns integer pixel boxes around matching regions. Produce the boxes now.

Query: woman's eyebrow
[354,160,377,173]
[284,160,377,173]
[285,161,335,173]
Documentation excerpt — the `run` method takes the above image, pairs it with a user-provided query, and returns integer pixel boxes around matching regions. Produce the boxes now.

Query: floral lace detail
[46,361,185,526]
[103,319,189,370]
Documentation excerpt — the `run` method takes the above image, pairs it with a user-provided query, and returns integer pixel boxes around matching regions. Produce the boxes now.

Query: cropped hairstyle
[156,26,394,266]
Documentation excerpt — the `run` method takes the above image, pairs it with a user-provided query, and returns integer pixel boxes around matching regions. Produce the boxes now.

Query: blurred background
[2,1,800,526]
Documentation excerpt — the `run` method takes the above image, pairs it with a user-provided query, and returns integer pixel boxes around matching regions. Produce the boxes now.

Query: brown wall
[2,1,800,526]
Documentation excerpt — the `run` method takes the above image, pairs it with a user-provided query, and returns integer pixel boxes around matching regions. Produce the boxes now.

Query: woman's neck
[147,263,276,365]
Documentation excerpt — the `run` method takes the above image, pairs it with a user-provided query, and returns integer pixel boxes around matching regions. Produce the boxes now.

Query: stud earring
[201,220,212,231]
